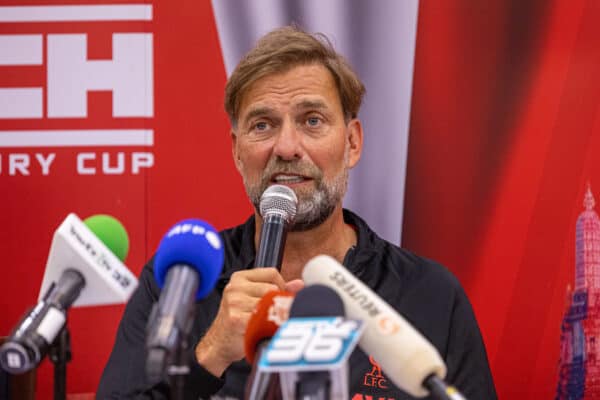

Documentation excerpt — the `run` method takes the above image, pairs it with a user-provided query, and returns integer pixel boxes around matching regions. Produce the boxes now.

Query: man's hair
[225,26,365,127]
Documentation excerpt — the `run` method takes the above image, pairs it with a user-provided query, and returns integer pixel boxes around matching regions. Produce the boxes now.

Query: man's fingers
[284,279,304,294]
[225,278,281,299]
[239,267,287,289]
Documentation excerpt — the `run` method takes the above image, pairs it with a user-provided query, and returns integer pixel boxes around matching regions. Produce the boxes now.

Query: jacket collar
[233,209,382,282]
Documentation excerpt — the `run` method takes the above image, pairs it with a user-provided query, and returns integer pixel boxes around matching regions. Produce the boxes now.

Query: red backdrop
[2,0,599,398]
[406,0,600,398]
[0,0,251,396]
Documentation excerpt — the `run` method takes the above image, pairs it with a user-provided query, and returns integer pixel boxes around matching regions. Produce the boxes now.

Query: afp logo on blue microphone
[166,221,222,251]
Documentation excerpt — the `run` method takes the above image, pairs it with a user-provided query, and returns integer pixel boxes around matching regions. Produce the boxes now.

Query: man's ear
[346,119,364,169]
[231,130,242,172]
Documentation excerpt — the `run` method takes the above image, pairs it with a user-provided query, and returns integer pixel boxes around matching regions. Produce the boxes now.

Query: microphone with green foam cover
[0,213,138,374]
[83,214,130,262]
[37,213,138,307]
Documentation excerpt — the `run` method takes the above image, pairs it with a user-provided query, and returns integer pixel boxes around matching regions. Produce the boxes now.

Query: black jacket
[97,210,497,399]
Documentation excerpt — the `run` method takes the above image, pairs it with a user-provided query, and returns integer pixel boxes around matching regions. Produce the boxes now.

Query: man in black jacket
[98,26,497,399]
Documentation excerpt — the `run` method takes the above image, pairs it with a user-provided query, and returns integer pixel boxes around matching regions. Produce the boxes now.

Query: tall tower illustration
[556,185,600,399]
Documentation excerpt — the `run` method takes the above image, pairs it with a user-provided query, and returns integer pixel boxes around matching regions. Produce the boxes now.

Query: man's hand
[194,268,303,377]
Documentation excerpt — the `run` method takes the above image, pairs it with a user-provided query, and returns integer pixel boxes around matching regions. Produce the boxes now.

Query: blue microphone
[146,219,224,383]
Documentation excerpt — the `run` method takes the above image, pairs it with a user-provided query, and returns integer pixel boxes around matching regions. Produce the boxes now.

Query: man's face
[232,64,363,231]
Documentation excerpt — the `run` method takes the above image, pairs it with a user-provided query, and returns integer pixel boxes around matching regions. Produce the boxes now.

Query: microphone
[287,284,348,400]
[255,185,297,269]
[302,255,466,399]
[145,219,225,384]
[0,213,136,374]
[244,290,295,400]
[257,285,363,400]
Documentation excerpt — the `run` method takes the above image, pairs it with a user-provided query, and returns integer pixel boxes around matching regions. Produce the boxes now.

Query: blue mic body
[146,219,224,383]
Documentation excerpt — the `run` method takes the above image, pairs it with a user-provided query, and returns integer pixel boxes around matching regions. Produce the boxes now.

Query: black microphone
[0,271,83,374]
[145,219,224,384]
[257,284,362,399]
[288,284,347,400]
[255,185,298,269]
[0,214,135,374]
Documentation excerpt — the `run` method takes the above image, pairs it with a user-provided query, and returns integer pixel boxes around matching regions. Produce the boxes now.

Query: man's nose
[273,119,303,160]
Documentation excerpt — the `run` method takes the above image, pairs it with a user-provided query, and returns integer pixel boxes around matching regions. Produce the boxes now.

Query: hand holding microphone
[194,268,296,377]
[195,184,299,377]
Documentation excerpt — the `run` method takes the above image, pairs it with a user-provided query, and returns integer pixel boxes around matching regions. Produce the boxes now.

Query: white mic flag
[38,213,137,307]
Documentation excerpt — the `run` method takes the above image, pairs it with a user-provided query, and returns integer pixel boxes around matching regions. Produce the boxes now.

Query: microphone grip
[146,347,168,384]
[157,265,199,330]
[245,341,271,400]
[296,371,330,400]
[423,374,467,400]
[146,264,199,381]
[45,269,85,309]
[255,214,288,269]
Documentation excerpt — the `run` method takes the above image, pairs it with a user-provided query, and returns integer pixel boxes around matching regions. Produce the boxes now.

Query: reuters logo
[377,315,400,335]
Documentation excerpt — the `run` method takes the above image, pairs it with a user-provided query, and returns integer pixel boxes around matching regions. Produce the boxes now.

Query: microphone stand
[146,265,200,400]
[49,326,71,400]
[168,337,191,400]
[295,371,330,400]
[423,374,467,400]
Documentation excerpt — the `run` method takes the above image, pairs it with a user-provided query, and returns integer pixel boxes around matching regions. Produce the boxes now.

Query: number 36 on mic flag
[258,317,364,371]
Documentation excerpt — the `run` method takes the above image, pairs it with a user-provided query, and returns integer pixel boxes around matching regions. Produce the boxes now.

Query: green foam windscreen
[83,214,130,262]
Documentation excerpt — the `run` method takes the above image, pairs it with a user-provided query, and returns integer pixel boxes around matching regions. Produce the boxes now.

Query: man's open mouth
[271,174,310,184]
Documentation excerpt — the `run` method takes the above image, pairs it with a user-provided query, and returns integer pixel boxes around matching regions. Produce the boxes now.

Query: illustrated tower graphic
[556,185,600,399]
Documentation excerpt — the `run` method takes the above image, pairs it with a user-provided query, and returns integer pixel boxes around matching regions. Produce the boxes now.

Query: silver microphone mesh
[259,184,298,223]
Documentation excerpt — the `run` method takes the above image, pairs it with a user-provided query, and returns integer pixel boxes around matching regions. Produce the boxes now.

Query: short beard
[241,156,349,231]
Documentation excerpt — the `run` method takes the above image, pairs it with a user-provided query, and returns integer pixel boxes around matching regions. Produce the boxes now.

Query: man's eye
[254,121,269,131]
[306,117,321,127]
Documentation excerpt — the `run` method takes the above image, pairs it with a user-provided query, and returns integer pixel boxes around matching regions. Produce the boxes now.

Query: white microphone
[0,213,138,374]
[37,213,136,307]
[303,255,465,399]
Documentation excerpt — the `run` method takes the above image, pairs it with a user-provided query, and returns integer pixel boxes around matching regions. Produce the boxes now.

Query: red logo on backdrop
[0,3,155,176]
[363,355,388,389]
